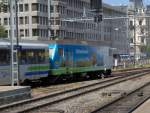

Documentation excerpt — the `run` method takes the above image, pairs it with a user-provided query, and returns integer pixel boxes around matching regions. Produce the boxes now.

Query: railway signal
[94,14,103,23]
[91,0,103,23]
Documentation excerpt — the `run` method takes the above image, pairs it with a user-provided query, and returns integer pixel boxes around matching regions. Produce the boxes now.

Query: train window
[20,50,27,64]
[20,49,46,64]
[45,50,49,57]
[38,50,46,63]
[27,51,35,64]
[0,49,10,65]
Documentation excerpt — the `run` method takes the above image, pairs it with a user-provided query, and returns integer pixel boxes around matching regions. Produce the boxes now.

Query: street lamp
[9,0,16,86]
[15,0,20,85]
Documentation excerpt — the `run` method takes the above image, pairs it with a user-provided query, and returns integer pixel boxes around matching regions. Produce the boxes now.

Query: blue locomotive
[48,43,112,80]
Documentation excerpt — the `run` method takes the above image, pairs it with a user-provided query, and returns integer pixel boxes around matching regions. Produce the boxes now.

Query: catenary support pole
[10,0,15,86]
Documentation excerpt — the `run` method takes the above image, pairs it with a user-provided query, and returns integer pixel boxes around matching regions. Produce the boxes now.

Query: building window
[24,4,29,11]
[19,4,23,12]
[19,17,24,24]
[55,18,60,25]
[50,5,54,13]
[3,5,8,13]
[32,29,39,36]
[130,38,133,43]
[130,21,133,26]
[4,18,8,25]
[32,3,39,11]
[5,30,8,37]
[25,16,29,24]
[50,18,54,25]
[32,16,39,24]
[20,29,24,37]
[141,28,144,34]
[139,20,142,26]
[42,4,45,12]
[39,17,42,24]
[51,30,54,36]
[141,38,144,43]
[25,29,29,37]
[40,4,42,12]
[43,17,48,25]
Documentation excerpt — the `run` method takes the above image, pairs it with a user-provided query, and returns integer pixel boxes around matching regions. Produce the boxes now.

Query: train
[0,39,113,85]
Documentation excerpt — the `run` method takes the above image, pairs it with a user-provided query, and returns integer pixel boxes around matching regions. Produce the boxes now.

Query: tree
[141,45,150,57]
[0,0,8,38]
[0,25,7,38]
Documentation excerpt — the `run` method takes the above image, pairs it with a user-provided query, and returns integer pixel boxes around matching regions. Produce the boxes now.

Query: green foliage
[0,0,9,12]
[141,45,150,57]
[0,25,7,38]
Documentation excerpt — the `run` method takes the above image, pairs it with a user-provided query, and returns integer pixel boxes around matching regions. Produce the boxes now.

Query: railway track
[91,80,150,113]
[112,67,150,75]
[32,67,150,97]
[0,70,150,113]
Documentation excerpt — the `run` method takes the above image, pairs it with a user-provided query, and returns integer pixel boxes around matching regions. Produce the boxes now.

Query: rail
[0,70,150,113]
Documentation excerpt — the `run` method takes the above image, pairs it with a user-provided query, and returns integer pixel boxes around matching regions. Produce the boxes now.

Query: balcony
[51,0,67,6]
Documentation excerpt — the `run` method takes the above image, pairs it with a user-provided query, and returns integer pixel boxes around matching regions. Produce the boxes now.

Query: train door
[0,49,11,85]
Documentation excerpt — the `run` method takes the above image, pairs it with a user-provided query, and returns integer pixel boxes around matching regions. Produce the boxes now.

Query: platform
[0,86,31,106]
[132,99,150,113]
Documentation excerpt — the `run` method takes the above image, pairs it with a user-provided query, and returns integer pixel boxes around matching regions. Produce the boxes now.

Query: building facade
[146,5,150,52]
[50,0,129,55]
[0,0,49,40]
[128,0,147,60]
[0,0,129,55]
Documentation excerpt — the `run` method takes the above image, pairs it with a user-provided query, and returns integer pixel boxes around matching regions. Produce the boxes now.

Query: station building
[0,0,129,56]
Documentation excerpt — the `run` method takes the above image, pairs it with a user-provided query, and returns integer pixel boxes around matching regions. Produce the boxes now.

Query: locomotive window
[58,48,63,57]
[0,49,10,65]
[49,48,53,57]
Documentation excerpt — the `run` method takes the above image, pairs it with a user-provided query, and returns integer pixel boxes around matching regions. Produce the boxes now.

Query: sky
[104,0,150,6]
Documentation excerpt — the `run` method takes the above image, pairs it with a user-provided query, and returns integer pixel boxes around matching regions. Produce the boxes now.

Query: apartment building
[0,0,49,40]
[50,0,129,55]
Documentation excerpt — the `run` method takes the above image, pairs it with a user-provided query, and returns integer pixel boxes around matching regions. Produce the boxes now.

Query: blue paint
[25,71,48,76]
[48,43,104,69]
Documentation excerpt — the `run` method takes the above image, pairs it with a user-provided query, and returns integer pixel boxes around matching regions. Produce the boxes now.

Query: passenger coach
[0,40,49,85]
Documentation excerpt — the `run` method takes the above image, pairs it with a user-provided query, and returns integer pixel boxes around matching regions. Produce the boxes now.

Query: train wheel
[23,79,31,85]
[85,75,90,79]
[101,73,105,79]
[97,74,101,78]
